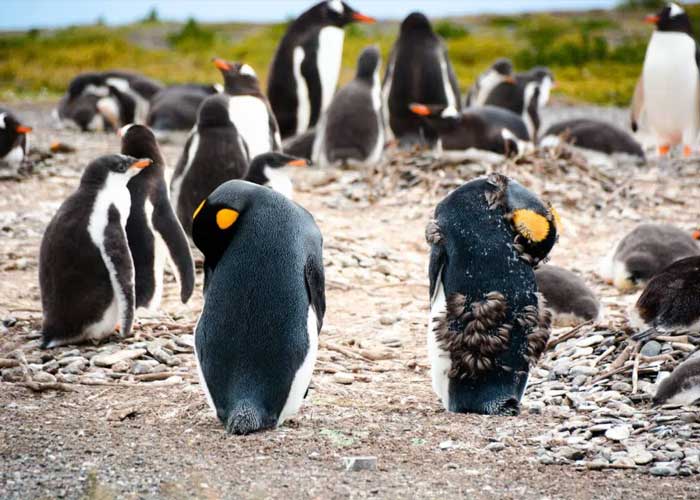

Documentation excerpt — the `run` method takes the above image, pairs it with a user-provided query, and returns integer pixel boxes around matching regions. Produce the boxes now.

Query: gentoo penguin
[409,103,531,156]
[170,94,250,236]
[535,265,601,326]
[39,154,152,348]
[383,12,461,147]
[312,46,384,168]
[213,58,281,158]
[245,152,309,199]
[267,1,376,139]
[0,108,32,171]
[653,353,700,405]
[465,58,515,107]
[641,2,699,156]
[146,84,221,132]
[283,128,317,160]
[599,224,699,292]
[629,256,700,343]
[119,124,195,310]
[540,118,645,159]
[426,173,559,415]
[192,180,325,434]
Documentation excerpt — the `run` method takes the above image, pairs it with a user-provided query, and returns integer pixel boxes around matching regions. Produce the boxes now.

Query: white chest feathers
[228,96,273,158]
[427,278,451,410]
[264,166,293,199]
[317,27,345,111]
[474,70,502,106]
[437,48,458,117]
[2,145,25,168]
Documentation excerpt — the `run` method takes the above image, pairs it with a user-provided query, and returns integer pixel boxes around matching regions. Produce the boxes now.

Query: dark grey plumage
[535,264,600,325]
[654,354,700,406]
[542,118,645,159]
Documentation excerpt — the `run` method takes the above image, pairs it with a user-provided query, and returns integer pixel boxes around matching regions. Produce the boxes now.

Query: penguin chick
[427,173,559,415]
[465,58,515,107]
[0,108,32,171]
[540,118,645,159]
[39,154,152,348]
[653,353,700,406]
[245,152,309,199]
[312,45,384,168]
[282,128,316,160]
[630,256,700,342]
[535,264,601,326]
[146,83,220,132]
[119,124,195,309]
[192,180,325,434]
[599,224,699,292]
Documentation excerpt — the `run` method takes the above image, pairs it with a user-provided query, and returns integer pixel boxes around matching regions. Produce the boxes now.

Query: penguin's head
[119,124,163,170]
[492,58,514,78]
[0,111,32,142]
[646,3,693,35]
[212,58,261,94]
[356,46,381,81]
[309,1,375,27]
[247,152,308,184]
[197,94,233,130]
[80,154,152,188]
[401,12,434,35]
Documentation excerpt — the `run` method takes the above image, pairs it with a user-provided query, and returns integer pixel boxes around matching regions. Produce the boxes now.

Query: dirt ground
[1,101,699,499]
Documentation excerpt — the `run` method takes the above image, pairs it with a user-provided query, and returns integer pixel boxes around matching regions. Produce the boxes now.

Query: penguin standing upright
[192,180,325,434]
[426,174,558,415]
[39,154,151,348]
[383,12,461,147]
[213,59,281,158]
[120,125,195,310]
[465,58,515,107]
[0,108,32,171]
[641,2,699,156]
[312,46,384,168]
[267,1,376,139]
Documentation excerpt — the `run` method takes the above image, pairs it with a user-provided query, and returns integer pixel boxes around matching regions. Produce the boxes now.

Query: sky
[1,0,623,30]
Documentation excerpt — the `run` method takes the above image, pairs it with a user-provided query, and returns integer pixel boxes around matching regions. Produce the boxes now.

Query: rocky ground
[1,100,699,499]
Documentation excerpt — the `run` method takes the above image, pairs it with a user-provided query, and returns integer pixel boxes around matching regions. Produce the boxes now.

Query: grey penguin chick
[599,223,699,291]
[654,353,700,406]
[535,264,601,326]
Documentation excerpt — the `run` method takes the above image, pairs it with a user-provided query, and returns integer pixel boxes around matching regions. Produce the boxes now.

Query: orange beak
[131,159,152,169]
[692,230,700,240]
[645,15,660,24]
[213,58,232,71]
[15,125,32,134]
[409,103,432,116]
[287,159,308,167]
[352,12,376,24]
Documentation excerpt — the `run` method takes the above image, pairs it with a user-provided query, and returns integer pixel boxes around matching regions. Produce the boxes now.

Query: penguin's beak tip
[692,230,700,241]
[15,125,32,134]
[131,159,152,170]
[287,159,309,167]
[352,12,376,24]
[409,103,431,116]
[212,58,231,71]
[645,14,660,25]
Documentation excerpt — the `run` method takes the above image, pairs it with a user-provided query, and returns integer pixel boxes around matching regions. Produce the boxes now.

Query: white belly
[293,47,311,135]
[428,279,451,410]
[229,96,272,158]
[2,145,24,168]
[170,131,199,212]
[317,27,344,113]
[143,198,166,310]
[438,49,458,117]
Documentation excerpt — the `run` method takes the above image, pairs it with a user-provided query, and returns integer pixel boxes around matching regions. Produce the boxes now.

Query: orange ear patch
[549,204,562,234]
[192,199,206,220]
[512,209,550,243]
[216,209,239,230]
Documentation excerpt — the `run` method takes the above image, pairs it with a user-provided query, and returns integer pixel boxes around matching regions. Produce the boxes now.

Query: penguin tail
[225,400,275,435]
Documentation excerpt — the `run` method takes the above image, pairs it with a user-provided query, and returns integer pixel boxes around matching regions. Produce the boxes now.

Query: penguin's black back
[0,108,24,158]
[147,84,218,131]
[544,118,645,158]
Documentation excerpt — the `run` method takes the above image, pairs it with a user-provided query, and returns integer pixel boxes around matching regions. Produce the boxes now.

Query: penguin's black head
[119,124,163,169]
[647,2,693,35]
[492,58,514,78]
[80,154,152,187]
[400,12,434,36]
[247,152,309,186]
[0,110,32,143]
[356,46,381,81]
[307,1,376,27]
[212,58,262,94]
[197,94,233,129]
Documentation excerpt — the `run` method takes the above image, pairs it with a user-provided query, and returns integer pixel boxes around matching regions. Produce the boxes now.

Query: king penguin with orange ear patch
[192,180,325,435]
[426,173,559,415]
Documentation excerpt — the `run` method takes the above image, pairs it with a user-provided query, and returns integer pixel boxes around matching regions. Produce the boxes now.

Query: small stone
[60,359,86,375]
[32,372,56,384]
[538,454,555,465]
[557,446,585,461]
[485,442,505,452]
[629,449,654,465]
[175,335,194,348]
[131,360,156,375]
[641,340,662,358]
[439,440,460,450]
[649,462,679,477]
[147,344,178,366]
[343,456,377,471]
[111,361,130,373]
[92,349,146,367]
[610,381,632,393]
[58,356,85,367]
[56,373,78,384]
[525,401,545,414]
[333,372,354,385]
[378,316,398,326]
[605,425,631,441]
[576,335,604,347]
[570,365,597,377]
[611,458,636,469]
[571,375,588,387]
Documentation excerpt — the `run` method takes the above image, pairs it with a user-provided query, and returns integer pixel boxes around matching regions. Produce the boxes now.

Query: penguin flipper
[300,41,322,128]
[426,220,446,300]
[304,254,326,334]
[104,205,136,337]
[152,187,195,303]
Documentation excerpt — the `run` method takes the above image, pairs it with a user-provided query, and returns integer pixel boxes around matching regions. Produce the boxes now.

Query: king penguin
[192,180,325,434]
[426,173,559,415]
[267,1,376,139]
[312,46,384,168]
[39,154,152,348]
[641,2,699,157]
[383,12,461,147]
[120,124,195,310]
[0,108,32,172]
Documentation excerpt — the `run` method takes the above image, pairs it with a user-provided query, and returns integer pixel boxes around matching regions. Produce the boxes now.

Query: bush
[434,20,469,39]
[167,18,216,51]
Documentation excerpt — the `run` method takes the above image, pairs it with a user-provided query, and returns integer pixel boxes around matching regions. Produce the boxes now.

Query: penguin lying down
[540,118,645,160]
[192,180,325,434]
[535,264,602,326]
[426,173,559,415]
[654,353,700,406]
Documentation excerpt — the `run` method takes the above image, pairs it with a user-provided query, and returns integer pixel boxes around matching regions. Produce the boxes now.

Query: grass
[0,5,684,106]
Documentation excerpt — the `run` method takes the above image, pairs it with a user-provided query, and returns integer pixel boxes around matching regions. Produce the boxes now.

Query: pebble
[131,360,157,375]
[557,447,585,461]
[649,462,679,477]
[60,359,86,375]
[333,373,354,385]
[569,365,598,377]
[605,425,631,442]
[485,442,505,452]
[32,372,56,384]
[576,335,604,348]
[92,349,146,367]
[641,340,662,358]
[525,401,545,414]
[343,456,377,472]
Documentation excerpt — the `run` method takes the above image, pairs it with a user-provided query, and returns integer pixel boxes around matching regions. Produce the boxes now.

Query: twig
[590,345,615,368]
[546,320,593,350]
[21,381,76,392]
[632,350,642,394]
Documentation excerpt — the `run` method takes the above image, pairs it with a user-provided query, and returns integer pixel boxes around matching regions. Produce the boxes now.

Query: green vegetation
[0,6,669,105]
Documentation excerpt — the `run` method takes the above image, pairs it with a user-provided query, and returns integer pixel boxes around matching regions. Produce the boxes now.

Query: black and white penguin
[268,1,376,139]
[383,12,461,147]
[599,224,699,291]
[312,46,384,168]
[409,103,531,156]
[426,173,559,415]
[465,58,515,107]
[641,2,699,157]
[540,118,646,159]
[192,180,325,434]
[629,256,700,343]
[146,83,221,132]
[119,124,195,310]
[653,354,700,405]
[39,154,152,348]
[0,108,32,171]
[535,264,601,326]
[245,152,309,199]
[213,58,281,158]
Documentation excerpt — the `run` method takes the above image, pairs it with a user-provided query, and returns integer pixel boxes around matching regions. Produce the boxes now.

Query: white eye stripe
[239,64,257,78]
[669,2,684,17]
[0,113,6,129]
[327,0,343,14]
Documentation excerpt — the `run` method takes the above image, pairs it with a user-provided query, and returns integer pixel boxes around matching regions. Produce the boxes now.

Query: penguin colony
[11,0,695,435]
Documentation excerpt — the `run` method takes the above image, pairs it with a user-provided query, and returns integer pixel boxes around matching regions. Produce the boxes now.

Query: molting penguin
[146,84,221,132]
[535,264,601,326]
[426,173,559,415]
[641,2,699,156]
[0,108,32,172]
[599,224,699,292]
[409,103,530,156]
[540,118,645,159]
[312,46,384,168]
[382,12,461,147]
[267,0,376,139]
[39,154,152,348]
[245,152,309,199]
[653,353,700,405]
[192,180,325,434]
[213,58,281,158]
[120,124,195,310]
[465,58,515,107]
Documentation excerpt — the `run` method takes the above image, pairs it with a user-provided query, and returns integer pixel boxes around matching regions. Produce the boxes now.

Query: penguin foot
[657,144,670,156]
